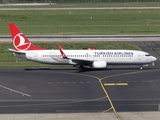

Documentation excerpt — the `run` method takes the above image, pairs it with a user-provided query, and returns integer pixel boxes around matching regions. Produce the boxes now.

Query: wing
[57,44,93,66]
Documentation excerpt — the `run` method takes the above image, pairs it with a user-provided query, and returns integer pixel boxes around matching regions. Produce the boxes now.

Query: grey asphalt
[0,66,159,113]
[1,35,160,42]
[0,67,160,120]
[1,7,160,10]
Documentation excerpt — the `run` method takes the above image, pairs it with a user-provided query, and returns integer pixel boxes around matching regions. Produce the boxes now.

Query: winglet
[58,44,68,59]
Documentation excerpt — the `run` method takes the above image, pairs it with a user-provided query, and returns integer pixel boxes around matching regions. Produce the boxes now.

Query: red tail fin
[8,23,45,51]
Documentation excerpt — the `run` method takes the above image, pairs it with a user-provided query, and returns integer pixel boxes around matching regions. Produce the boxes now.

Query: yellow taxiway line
[104,83,128,86]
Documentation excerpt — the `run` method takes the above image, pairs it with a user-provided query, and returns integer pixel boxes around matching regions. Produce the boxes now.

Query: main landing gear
[73,65,85,70]
[79,65,84,70]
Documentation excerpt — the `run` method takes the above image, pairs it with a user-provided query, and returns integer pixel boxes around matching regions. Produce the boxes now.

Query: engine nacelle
[69,59,76,65]
[92,61,107,68]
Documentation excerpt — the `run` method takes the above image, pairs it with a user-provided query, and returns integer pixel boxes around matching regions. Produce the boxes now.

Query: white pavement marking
[0,84,31,97]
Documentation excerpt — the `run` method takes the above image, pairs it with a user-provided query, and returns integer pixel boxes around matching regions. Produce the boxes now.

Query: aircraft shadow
[24,66,159,73]
[76,67,156,73]
[24,67,79,71]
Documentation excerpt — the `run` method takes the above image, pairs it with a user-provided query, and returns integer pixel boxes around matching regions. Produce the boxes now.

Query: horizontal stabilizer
[8,48,25,54]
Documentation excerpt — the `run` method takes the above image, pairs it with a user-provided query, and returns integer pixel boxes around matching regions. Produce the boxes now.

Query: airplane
[8,23,157,69]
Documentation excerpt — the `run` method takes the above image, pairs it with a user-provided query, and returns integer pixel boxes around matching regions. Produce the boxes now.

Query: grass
[55,2,160,7]
[0,42,139,67]
[1,9,160,35]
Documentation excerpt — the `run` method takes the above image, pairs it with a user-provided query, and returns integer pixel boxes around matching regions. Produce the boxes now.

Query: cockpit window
[145,54,151,56]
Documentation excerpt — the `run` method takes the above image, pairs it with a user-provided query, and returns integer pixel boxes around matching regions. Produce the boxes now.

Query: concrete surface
[0,112,159,120]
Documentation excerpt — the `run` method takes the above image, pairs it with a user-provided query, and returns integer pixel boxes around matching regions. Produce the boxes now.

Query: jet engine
[92,61,107,68]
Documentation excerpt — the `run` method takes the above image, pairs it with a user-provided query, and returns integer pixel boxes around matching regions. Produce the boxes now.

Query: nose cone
[152,56,157,62]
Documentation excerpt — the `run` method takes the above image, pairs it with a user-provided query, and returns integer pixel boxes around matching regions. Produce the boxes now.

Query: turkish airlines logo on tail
[13,33,31,51]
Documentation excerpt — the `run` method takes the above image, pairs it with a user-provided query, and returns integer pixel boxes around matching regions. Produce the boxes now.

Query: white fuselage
[15,49,157,66]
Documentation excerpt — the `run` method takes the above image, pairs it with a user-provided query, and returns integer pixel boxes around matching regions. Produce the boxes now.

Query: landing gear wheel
[140,66,143,70]
[79,65,84,70]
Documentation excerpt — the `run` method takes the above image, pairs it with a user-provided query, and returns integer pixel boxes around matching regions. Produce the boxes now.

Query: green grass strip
[1,9,160,35]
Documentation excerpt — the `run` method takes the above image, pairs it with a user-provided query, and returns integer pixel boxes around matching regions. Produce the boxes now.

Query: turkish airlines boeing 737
[8,23,157,69]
